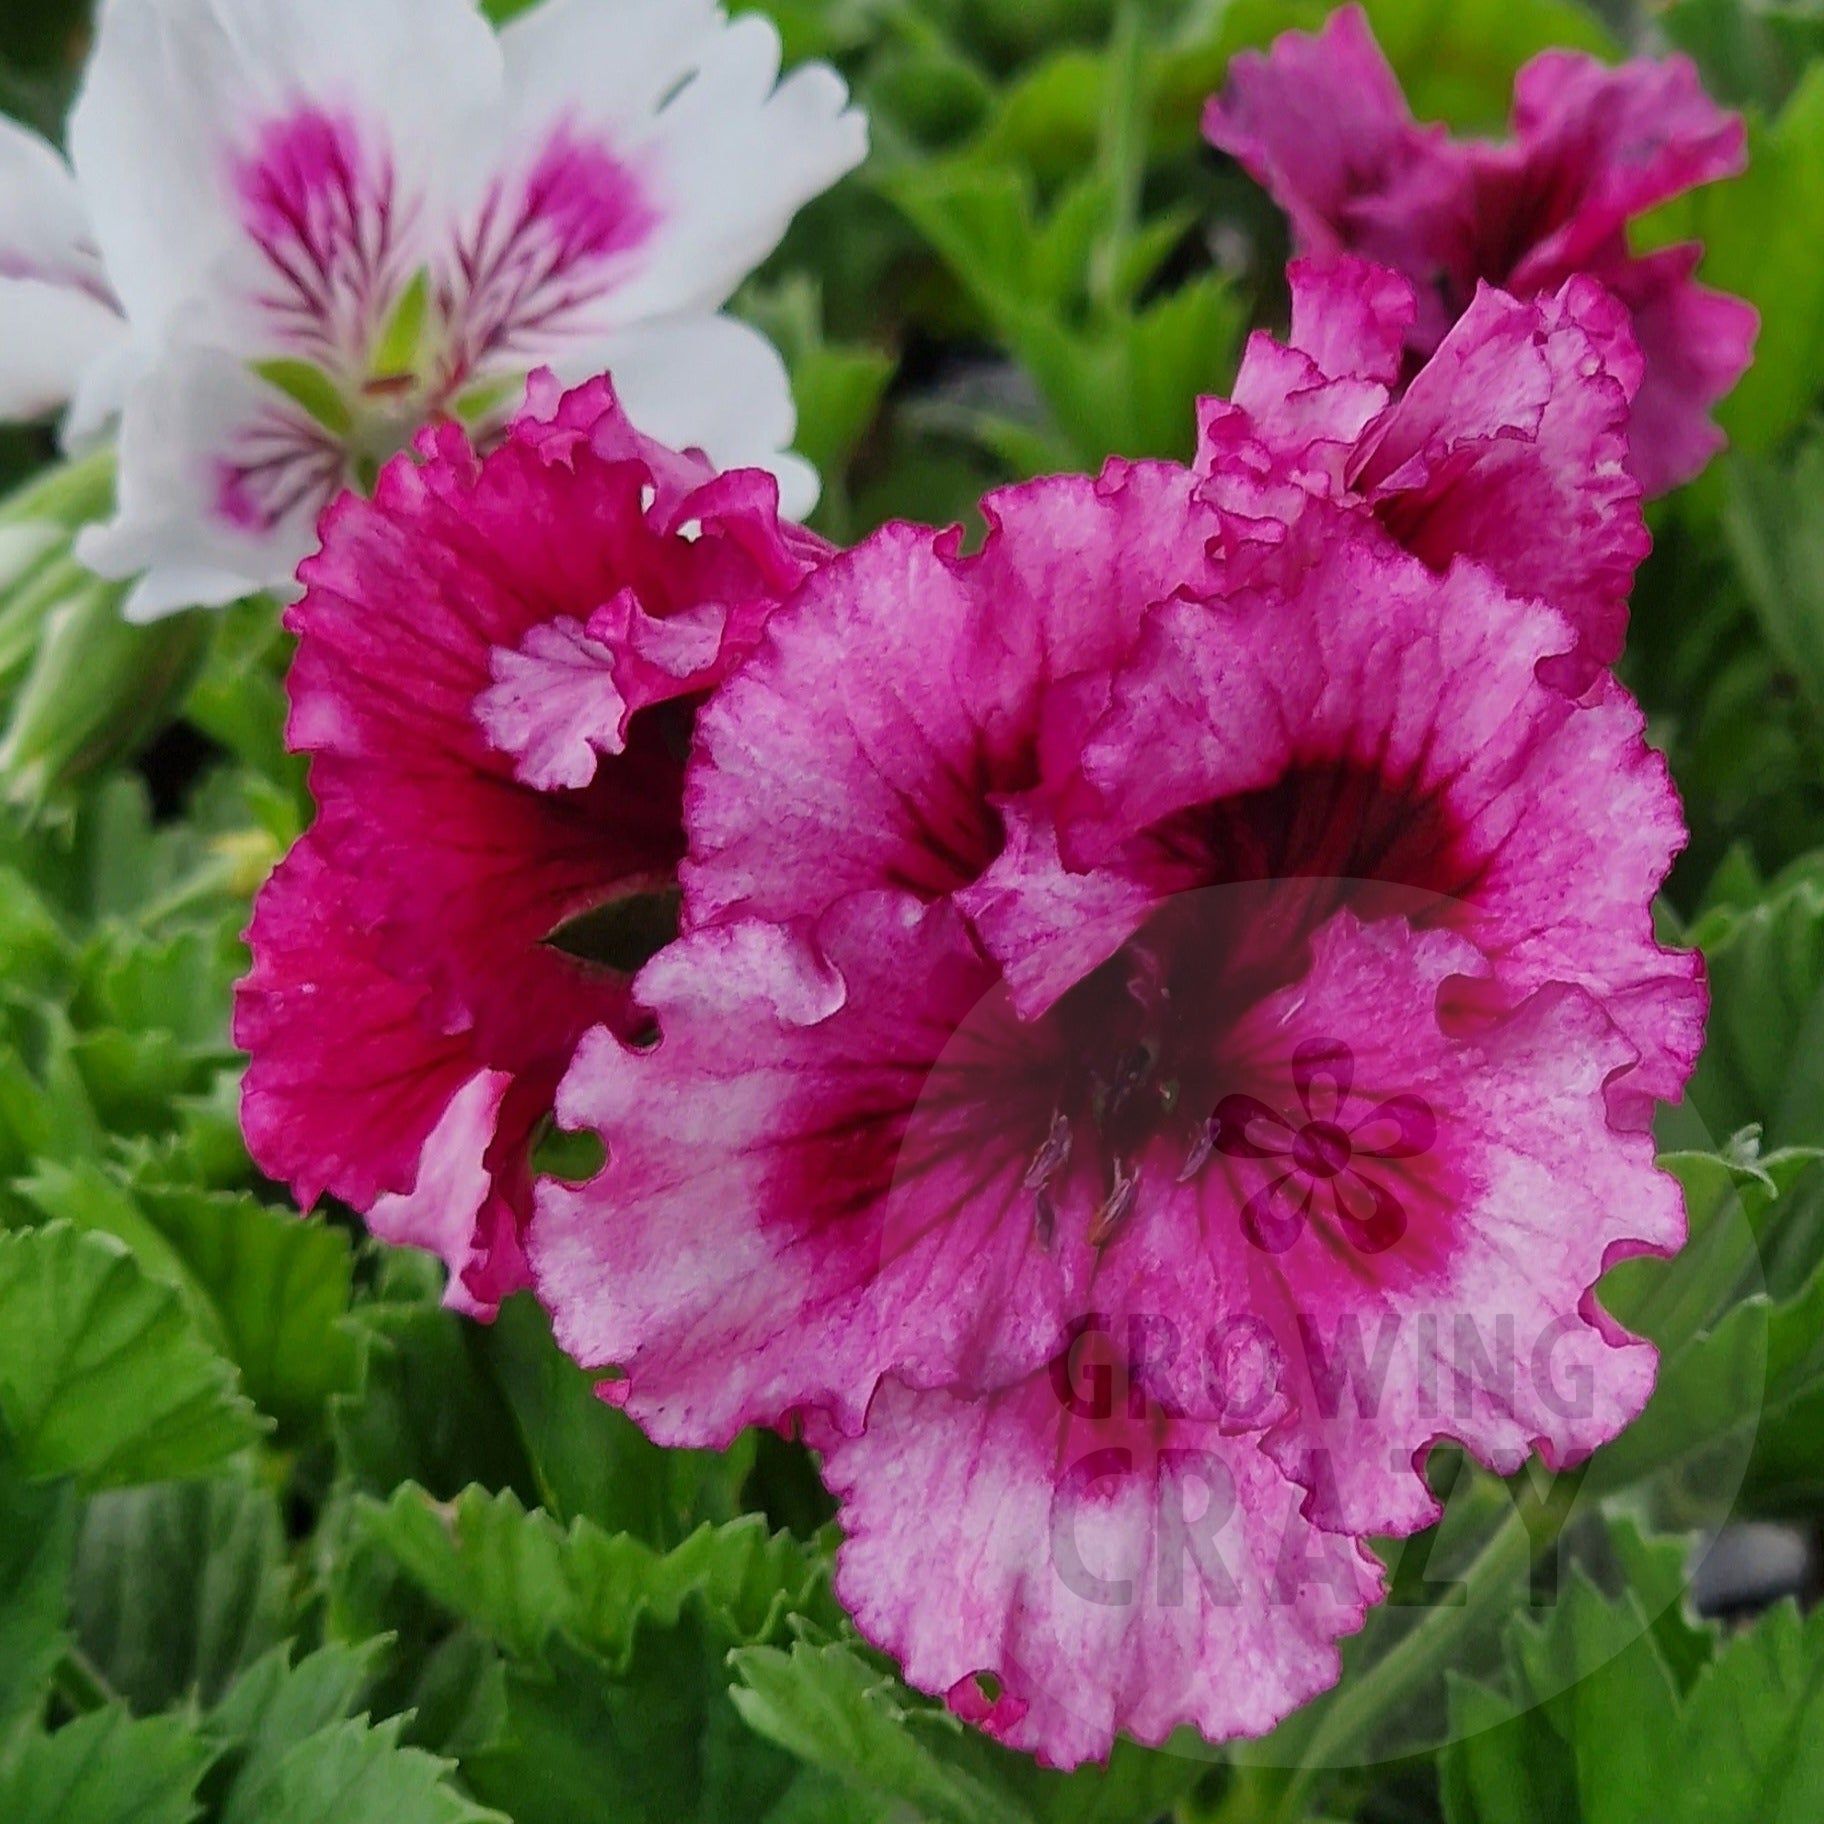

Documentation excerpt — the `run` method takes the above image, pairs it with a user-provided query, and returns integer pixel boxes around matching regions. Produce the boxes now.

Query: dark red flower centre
[1014,758,1471,1255]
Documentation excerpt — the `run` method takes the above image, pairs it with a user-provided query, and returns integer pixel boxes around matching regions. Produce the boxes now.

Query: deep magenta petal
[241,374,817,1300]
[1205,7,1751,494]
[237,836,477,1216]
[1198,262,1650,673]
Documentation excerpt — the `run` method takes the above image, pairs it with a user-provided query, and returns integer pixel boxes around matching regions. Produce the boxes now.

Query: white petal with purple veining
[78,339,334,618]
[69,0,498,345]
[0,116,124,418]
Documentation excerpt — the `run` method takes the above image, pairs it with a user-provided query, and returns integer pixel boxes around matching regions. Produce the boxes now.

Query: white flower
[0,0,866,619]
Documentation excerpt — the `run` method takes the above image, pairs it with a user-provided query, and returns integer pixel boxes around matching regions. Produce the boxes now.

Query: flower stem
[1272,1506,1533,1818]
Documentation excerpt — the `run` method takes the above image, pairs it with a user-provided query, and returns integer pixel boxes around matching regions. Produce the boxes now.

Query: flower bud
[0,451,118,701]
[0,576,208,808]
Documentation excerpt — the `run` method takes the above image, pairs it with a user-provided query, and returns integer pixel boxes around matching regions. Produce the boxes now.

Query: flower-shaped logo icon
[1210,1038,1435,1256]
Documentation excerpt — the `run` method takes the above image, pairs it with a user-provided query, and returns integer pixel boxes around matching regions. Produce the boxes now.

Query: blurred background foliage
[3,2,1824,1822]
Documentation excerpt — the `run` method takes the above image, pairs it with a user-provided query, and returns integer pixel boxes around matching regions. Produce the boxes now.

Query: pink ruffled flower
[1198,255,1649,679]
[236,373,825,1313]
[533,437,1698,1756]
[1204,5,1755,493]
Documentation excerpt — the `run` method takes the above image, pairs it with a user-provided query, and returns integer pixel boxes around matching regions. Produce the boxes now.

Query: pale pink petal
[1192,264,1648,676]
[1209,257,1415,486]
[474,616,629,793]
[559,12,866,327]
[952,800,1168,1021]
[533,895,1096,1446]
[69,0,496,345]
[683,463,1224,928]
[1279,252,1414,388]
[511,366,718,512]
[1194,914,1682,1538]
[439,114,656,379]
[533,449,1702,1768]
[367,1069,534,1319]
[823,1371,1383,1768]
[79,338,347,612]
[474,405,826,790]
[0,279,130,425]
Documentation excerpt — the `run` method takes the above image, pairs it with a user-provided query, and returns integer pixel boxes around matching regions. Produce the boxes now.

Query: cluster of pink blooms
[240,10,1745,1770]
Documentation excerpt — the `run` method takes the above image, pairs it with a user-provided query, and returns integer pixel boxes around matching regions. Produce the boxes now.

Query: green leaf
[1625,520,1824,885]
[0,870,74,1015]
[1724,435,1824,724]
[18,1162,359,1433]
[331,1300,534,1502]
[1356,0,1615,129]
[312,1493,509,1765]
[973,48,1107,183]
[1686,860,1824,1148]
[1440,1670,1574,1824]
[729,1639,1037,1824]
[0,1709,215,1824]
[0,450,115,536]
[0,586,209,809]
[183,602,298,792]
[1440,1570,1680,1824]
[0,999,105,1184]
[793,342,893,499]
[733,1641,1203,1824]
[1515,1576,1682,1824]
[0,452,117,704]
[208,1640,380,1787]
[1592,1147,1824,1493]
[1445,1590,1824,1823]
[1657,1602,1824,1821]
[888,157,1241,467]
[1605,1517,1715,1694]
[0,1223,261,1487]
[1643,69,1824,459]
[205,1642,495,1824]
[0,1452,75,1730]
[71,1477,291,1714]
[72,923,240,1054]
[466,1628,802,1824]
[477,1293,752,1544]
[1662,0,1824,114]
[0,771,255,933]
[217,1712,502,1824]
[354,1483,828,1671]
[448,375,523,428]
